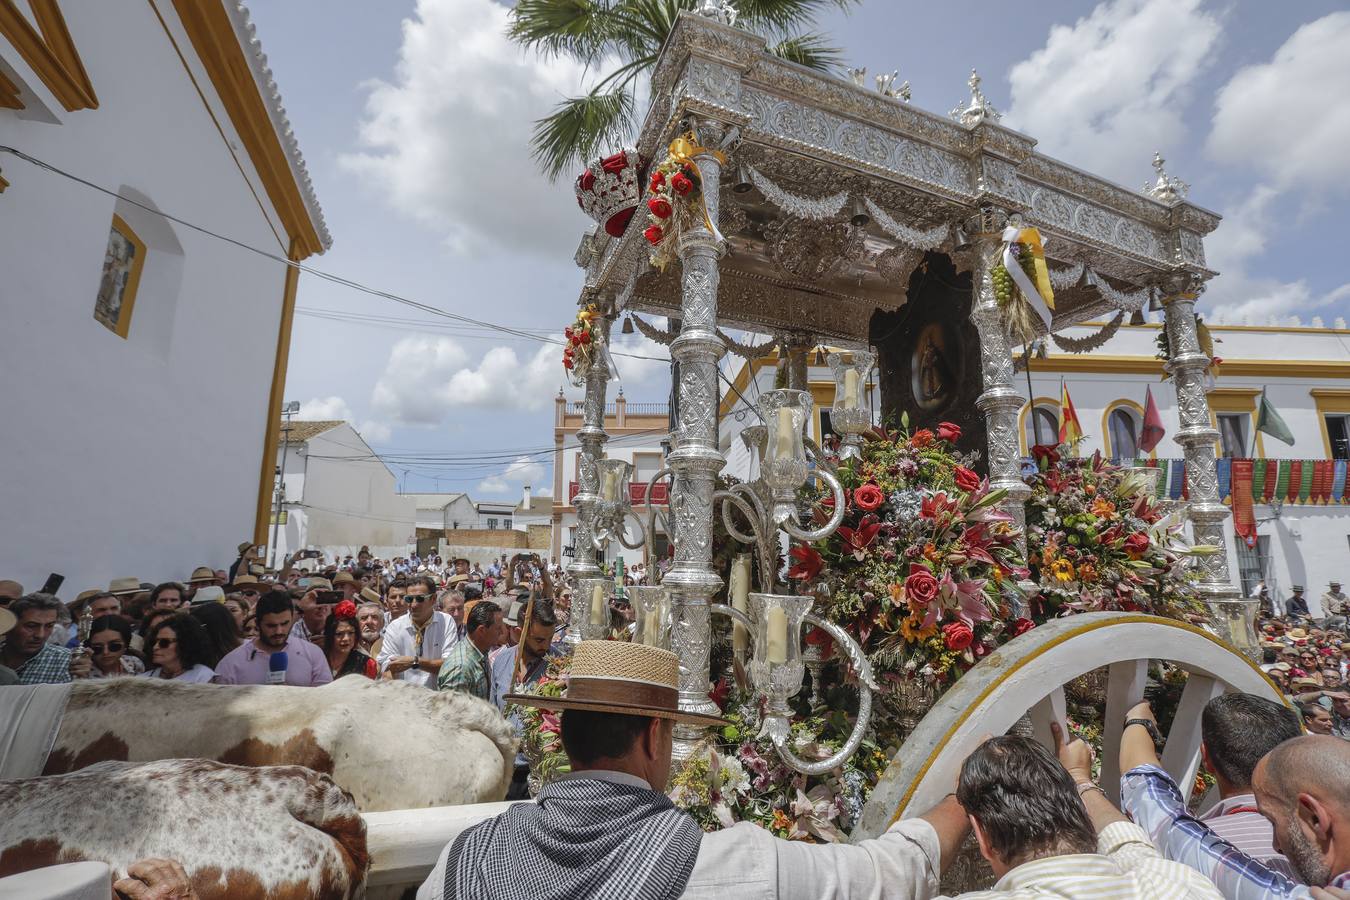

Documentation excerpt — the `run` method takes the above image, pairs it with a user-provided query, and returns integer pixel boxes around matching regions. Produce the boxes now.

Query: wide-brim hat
[453,558,471,567]
[238,541,256,555]
[187,566,216,584]
[358,587,382,605]
[191,586,225,605]
[445,574,469,587]
[307,577,334,591]
[506,640,725,726]
[0,606,16,636]
[109,577,142,596]
[1293,585,1305,592]
[1290,628,1308,639]
[225,574,262,593]
[332,572,357,587]
[503,599,527,627]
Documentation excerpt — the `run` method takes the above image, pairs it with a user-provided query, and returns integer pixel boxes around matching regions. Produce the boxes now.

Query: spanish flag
[1059,380,1083,452]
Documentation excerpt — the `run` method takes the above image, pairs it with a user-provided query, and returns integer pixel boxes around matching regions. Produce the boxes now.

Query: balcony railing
[1034,457,1350,504]
[565,401,670,418]
[567,481,668,505]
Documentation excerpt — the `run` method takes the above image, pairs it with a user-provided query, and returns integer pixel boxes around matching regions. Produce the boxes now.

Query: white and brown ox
[0,758,367,898]
[42,676,515,811]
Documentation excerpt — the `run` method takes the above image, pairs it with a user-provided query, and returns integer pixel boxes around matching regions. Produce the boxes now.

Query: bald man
[1120,700,1350,896]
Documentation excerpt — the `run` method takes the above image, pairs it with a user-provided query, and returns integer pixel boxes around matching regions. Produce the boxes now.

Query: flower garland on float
[561,305,600,385]
[991,225,1056,344]
[643,132,725,270]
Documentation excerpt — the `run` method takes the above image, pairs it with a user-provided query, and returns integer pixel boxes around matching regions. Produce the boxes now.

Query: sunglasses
[240,589,260,597]
[88,641,125,653]
[153,637,178,649]
[407,595,433,604]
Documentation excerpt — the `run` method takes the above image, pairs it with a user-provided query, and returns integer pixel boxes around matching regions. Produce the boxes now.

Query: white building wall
[0,3,302,591]
[290,425,415,557]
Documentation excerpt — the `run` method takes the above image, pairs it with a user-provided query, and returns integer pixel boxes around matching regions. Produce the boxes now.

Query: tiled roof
[279,420,342,443]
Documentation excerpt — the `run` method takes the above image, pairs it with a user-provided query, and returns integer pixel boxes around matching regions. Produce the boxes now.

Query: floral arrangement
[513,661,572,787]
[791,423,1029,729]
[991,228,1055,345]
[562,305,600,384]
[1023,448,1208,624]
[669,685,889,841]
[643,133,718,270]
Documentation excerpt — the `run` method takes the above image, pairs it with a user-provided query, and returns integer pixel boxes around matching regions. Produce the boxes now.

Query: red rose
[1123,532,1150,557]
[671,172,694,196]
[936,422,962,443]
[1011,618,1035,636]
[578,169,595,191]
[600,151,628,175]
[644,225,664,245]
[942,621,974,651]
[904,565,938,606]
[649,171,666,192]
[563,358,574,369]
[578,330,591,345]
[334,599,357,620]
[853,483,884,511]
[953,465,981,493]
[647,196,672,219]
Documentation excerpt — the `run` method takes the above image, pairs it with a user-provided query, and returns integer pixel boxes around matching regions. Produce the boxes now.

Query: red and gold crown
[575,148,644,237]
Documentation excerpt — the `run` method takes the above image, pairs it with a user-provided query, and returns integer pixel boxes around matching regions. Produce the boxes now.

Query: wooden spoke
[1160,675,1225,793]
[1101,659,1150,805]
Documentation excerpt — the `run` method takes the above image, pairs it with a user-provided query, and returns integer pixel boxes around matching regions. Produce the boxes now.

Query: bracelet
[1124,717,1164,748]
[1076,781,1105,797]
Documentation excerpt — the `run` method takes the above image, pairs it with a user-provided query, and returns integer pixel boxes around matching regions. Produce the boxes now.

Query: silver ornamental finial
[898,80,912,102]
[848,66,867,87]
[693,0,737,26]
[876,70,897,96]
[1143,151,1189,203]
[950,68,1001,127]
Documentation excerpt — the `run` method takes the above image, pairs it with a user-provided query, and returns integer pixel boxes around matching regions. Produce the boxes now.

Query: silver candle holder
[592,458,648,552]
[630,585,670,650]
[827,350,874,460]
[576,577,614,640]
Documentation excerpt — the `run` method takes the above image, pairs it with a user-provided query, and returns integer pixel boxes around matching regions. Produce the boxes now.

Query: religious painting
[93,215,146,338]
[910,321,958,412]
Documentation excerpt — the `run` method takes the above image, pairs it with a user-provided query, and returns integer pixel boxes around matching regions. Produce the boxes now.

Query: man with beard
[1121,700,1350,896]
[356,595,385,657]
[491,599,560,799]
[213,590,332,686]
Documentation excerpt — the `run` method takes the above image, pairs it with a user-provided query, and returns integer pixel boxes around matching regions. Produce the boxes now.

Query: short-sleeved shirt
[6,642,72,684]
[213,638,333,686]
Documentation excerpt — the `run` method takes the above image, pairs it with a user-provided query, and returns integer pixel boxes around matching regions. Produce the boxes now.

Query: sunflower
[1051,558,1075,582]
[900,614,937,643]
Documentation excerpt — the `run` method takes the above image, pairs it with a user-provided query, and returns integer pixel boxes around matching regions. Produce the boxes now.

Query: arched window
[1025,403,1059,449]
[1108,407,1141,460]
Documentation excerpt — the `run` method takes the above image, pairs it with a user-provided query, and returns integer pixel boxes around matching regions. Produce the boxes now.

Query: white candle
[774,407,796,460]
[601,471,617,501]
[643,601,662,645]
[842,369,858,410]
[765,606,788,664]
[731,555,751,656]
[590,584,606,627]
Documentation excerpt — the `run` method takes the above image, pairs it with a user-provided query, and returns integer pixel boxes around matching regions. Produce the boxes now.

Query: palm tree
[510,0,857,181]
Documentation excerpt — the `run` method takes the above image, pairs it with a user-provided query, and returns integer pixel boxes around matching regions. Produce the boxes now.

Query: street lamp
[271,400,301,568]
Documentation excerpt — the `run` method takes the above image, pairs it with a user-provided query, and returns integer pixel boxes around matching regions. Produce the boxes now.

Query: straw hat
[187,566,216,584]
[108,577,142,596]
[238,542,256,556]
[445,574,469,587]
[332,572,357,587]
[358,587,382,605]
[503,599,527,628]
[0,605,15,637]
[307,577,333,591]
[191,586,225,605]
[225,574,262,593]
[507,640,725,726]
[1289,628,1308,639]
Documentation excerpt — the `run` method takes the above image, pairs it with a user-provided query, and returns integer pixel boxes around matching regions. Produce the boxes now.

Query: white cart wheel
[853,611,1284,840]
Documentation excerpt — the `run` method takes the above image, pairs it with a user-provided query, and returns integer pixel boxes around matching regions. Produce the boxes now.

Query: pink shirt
[213,637,333,687]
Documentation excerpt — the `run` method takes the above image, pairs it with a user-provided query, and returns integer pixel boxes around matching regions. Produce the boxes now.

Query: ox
[42,676,515,811]
[0,758,366,898]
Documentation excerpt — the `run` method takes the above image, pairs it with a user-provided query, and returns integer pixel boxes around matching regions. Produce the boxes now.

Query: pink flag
[1140,386,1165,454]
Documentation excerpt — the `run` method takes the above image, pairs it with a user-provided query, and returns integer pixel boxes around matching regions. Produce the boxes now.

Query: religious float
[362,4,1281,894]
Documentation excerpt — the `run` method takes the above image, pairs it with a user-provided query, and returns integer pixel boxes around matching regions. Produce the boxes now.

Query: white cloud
[478,455,547,495]
[371,335,565,424]
[1004,0,1221,185]
[1207,12,1350,197]
[298,395,354,421]
[356,420,393,444]
[339,0,594,255]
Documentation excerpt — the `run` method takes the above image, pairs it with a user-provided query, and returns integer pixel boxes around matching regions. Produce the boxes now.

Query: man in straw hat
[417,640,966,900]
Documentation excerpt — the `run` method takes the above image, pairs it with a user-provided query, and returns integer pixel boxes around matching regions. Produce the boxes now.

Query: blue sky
[247,0,1350,496]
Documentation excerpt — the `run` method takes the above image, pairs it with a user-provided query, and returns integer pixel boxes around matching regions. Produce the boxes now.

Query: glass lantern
[630,586,669,650]
[577,577,613,640]
[747,592,813,717]
[827,350,874,460]
[757,390,811,524]
[593,458,634,548]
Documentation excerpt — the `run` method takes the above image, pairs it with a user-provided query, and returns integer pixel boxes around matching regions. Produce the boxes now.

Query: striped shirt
[1122,764,1350,898]
[1199,794,1295,878]
[941,821,1222,899]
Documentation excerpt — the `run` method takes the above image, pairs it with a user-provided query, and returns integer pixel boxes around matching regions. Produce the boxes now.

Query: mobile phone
[40,573,64,596]
[303,549,323,559]
[315,590,343,604]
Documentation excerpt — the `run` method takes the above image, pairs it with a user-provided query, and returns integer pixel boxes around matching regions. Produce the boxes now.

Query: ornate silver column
[665,121,734,757]
[565,315,611,646]
[965,208,1032,537]
[1160,274,1254,652]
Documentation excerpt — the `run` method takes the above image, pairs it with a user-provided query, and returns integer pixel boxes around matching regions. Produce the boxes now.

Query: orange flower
[772,809,793,833]
[1090,497,1116,518]
[1078,563,1098,583]
[910,429,935,448]
[889,582,906,606]
[1085,483,1096,495]
[923,542,940,562]
[900,615,937,643]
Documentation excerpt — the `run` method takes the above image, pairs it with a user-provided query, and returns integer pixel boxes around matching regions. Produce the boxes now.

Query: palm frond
[531,87,637,183]
[508,0,613,61]
[767,32,847,72]
[733,0,858,39]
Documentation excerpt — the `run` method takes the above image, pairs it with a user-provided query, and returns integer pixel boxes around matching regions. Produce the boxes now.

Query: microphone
[268,651,288,685]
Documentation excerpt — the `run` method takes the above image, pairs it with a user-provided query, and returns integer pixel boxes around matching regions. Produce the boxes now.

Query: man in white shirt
[377,575,455,688]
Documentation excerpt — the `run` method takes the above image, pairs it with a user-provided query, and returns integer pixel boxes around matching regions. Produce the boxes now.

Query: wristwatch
[1124,717,1164,749]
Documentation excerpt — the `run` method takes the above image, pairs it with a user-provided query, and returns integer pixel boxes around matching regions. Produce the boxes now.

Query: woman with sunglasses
[140,613,215,683]
[85,614,144,678]
[324,600,377,679]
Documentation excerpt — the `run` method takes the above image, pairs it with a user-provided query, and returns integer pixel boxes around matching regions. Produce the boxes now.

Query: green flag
[1256,389,1295,446]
